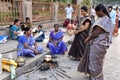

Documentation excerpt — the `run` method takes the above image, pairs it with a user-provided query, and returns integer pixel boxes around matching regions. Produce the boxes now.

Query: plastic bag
[0,35,8,44]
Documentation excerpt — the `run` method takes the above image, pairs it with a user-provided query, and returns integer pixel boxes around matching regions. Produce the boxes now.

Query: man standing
[108,6,116,43]
[64,3,74,20]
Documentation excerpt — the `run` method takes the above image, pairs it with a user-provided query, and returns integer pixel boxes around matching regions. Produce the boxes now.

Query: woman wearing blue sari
[47,24,68,55]
[17,26,43,57]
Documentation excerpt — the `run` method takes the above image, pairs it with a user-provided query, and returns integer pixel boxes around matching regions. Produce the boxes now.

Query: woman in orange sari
[113,7,119,36]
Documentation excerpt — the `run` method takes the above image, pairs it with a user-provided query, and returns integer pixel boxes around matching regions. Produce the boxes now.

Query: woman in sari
[17,26,43,57]
[68,6,91,60]
[47,24,68,55]
[77,4,113,80]
[10,19,20,40]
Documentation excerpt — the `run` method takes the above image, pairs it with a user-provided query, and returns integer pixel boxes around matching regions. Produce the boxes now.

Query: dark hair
[108,6,113,9]
[24,26,30,34]
[68,4,70,6]
[38,25,42,28]
[9,25,13,28]
[14,19,19,24]
[26,17,30,21]
[71,20,74,24]
[81,6,88,12]
[95,4,110,18]
[76,16,79,18]
[20,22,25,31]
[54,24,59,28]
[116,7,119,10]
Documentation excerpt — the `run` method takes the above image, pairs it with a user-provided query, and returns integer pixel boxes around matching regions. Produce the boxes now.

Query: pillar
[22,0,32,22]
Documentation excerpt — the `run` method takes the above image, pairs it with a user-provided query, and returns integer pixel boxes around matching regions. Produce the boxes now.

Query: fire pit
[23,55,71,80]
[39,55,59,71]
[39,55,71,80]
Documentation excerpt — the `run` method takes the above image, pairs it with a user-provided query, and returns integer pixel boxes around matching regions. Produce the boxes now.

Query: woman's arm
[14,31,19,35]
[85,26,102,43]
[11,27,20,35]
[23,42,39,54]
[23,43,36,51]
[75,22,90,34]
[49,37,54,43]
[57,36,63,43]
[34,42,38,49]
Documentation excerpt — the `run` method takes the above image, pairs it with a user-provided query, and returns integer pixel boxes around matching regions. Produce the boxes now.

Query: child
[33,25,45,42]
[67,20,76,36]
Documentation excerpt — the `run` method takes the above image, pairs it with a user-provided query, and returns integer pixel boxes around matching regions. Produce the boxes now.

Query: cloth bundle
[2,58,17,72]
[0,35,8,44]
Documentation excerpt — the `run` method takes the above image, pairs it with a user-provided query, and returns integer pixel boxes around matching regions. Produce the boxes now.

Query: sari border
[80,17,91,25]
[91,24,109,33]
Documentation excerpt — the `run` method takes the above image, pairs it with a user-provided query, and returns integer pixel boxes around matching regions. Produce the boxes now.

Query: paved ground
[103,29,120,80]
[1,28,120,80]
[16,46,89,80]
[15,29,120,80]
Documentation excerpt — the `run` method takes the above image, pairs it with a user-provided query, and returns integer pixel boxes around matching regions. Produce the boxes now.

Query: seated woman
[17,26,43,57]
[10,19,21,40]
[47,24,68,55]
[67,19,76,36]
[33,25,45,42]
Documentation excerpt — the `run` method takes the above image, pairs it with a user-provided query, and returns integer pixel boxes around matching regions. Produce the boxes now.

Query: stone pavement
[103,29,120,80]
[16,53,89,80]
[16,29,120,80]
[1,28,120,80]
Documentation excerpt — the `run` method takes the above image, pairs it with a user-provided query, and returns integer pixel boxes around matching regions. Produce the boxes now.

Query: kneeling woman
[17,26,43,57]
[47,24,68,55]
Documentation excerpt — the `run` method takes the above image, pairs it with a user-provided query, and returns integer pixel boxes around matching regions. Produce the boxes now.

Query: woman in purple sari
[47,24,68,55]
[17,26,43,57]
[78,4,113,80]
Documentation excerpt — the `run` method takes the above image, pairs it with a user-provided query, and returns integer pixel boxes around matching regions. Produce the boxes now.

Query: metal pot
[44,55,52,62]
[16,57,25,67]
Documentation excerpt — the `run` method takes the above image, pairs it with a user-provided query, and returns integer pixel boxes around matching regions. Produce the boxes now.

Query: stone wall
[0,19,65,37]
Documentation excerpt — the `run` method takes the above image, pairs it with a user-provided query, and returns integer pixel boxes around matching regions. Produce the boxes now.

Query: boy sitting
[32,25,45,42]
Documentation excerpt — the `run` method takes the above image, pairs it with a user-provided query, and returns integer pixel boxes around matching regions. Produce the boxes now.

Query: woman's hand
[74,30,79,35]
[54,42,58,46]
[34,50,39,54]
[85,37,90,44]
[34,43,38,49]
